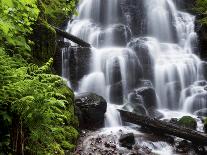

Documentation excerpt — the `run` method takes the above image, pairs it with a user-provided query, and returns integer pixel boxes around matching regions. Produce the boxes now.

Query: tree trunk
[54,27,91,48]
[119,110,207,145]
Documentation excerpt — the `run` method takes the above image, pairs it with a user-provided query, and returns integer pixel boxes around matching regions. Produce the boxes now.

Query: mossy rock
[178,116,197,130]
[31,19,56,64]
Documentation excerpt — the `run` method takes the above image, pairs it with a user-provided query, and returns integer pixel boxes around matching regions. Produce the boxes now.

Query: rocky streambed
[73,93,207,155]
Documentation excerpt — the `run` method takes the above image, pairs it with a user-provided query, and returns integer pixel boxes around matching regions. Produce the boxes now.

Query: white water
[62,0,207,153]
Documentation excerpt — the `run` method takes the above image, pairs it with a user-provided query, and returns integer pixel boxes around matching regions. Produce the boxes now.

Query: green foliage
[178,116,197,130]
[0,0,39,57]
[40,0,78,26]
[0,0,79,154]
[195,0,207,25]
[0,49,78,154]
[195,0,207,13]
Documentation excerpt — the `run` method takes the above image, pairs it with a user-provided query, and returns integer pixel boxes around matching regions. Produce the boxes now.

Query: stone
[119,133,135,149]
[109,81,124,105]
[194,108,207,117]
[173,0,196,13]
[166,81,182,109]
[134,87,158,110]
[190,93,207,113]
[175,140,192,153]
[99,24,132,47]
[127,92,144,104]
[169,118,178,124]
[204,118,207,133]
[75,93,107,128]
[147,108,164,119]
[128,38,154,80]
[132,104,147,116]
[178,116,197,130]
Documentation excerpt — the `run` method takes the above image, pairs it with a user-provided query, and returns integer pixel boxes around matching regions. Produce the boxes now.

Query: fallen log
[119,110,207,145]
[54,27,91,48]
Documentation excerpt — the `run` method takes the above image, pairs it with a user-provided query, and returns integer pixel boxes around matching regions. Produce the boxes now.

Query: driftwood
[54,27,91,47]
[119,110,207,145]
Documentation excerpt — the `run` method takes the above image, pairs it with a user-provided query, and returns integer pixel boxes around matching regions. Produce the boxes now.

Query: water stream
[61,0,206,154]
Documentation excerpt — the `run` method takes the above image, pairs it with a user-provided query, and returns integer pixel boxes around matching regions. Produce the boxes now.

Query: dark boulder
[119,133,135,149]
[132,104,148,116]
[194,108,207,117]
[175,140,192,153]
[134,87,158,110]
[75,93,107,128]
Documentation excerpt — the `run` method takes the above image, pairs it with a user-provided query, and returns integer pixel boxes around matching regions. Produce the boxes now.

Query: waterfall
[61,0,207,127]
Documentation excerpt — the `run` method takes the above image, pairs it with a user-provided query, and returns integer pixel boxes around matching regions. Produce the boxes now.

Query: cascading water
[61,0,207,153]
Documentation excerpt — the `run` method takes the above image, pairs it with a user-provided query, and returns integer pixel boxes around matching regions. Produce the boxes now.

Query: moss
[61,141,75,151]
[178,116,197,130]
[41,0,78,27]
[31,19,56,64]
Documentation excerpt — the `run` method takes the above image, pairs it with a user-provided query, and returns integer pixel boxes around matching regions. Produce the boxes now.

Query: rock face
[134,87,157,110]
[194,108,207,117]
[173,0,196,13]
[75,93,107,129]
[120,0,147,37]
[119,133,135,149]
[99,24,132,47]
[128,38,154,81]
[195,14,207,61]
[109,81,123,105]
[61,47,92,89]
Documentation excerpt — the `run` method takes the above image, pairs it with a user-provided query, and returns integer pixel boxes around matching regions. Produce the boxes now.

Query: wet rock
[199,62,207,80]
[60,47,91,89]
[169,118,178,124]
[119,133,135,149]
[132,104,147,116]
[99,24,132,47]
[109,81,123,105]
[175,140,192,153]
[134,87,157,110]
[127,93,144,104]
[194,108,207,117]
[173,0,196,13]
[195,80,207,86]
[190,93,207,113]
[195,16,207,61]
[128,38,154,80]
[137,79,153,88]
[75,93,107,128]
[177,116,197,130]
[120,0,147,36]
[147,108,164,119]
[204,118,207,133]
[110,58,122,84]
[166,81,182,109]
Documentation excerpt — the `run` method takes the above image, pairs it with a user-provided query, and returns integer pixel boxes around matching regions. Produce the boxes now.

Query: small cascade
[61,0,207,128]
